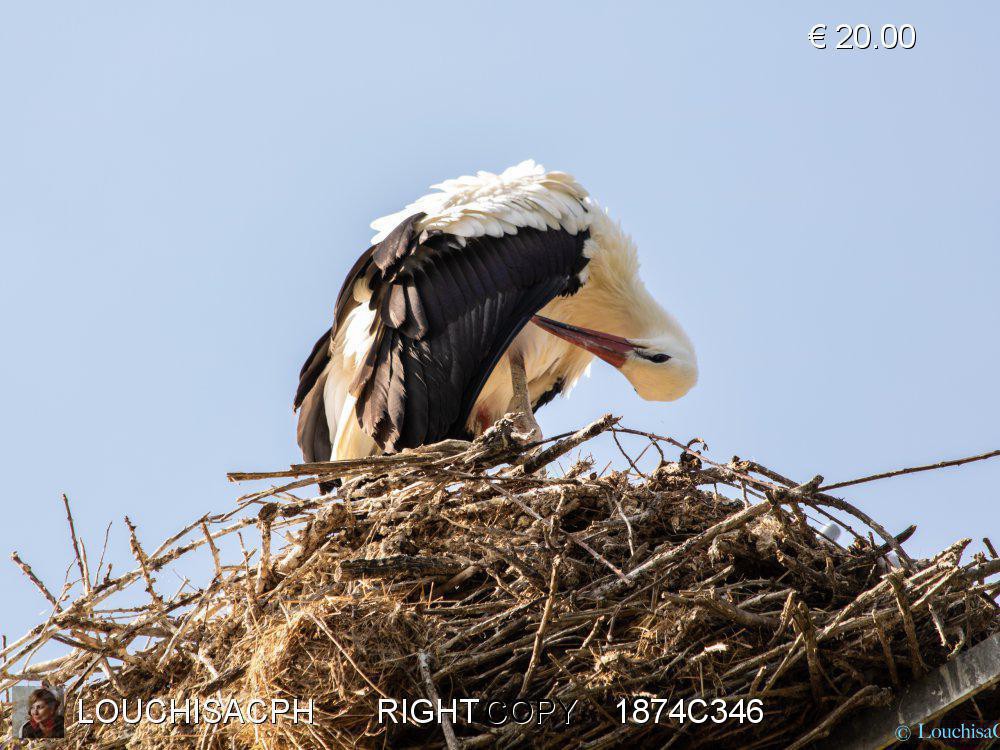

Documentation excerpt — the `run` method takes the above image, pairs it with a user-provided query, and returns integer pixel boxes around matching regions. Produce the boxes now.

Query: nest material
[1,415,998,749]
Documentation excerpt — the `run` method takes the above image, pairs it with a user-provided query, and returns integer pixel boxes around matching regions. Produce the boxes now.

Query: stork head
[620,329,699,401]
[531,316,698,402]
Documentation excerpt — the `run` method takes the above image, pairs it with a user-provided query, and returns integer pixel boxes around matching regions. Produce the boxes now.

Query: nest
[2,415,998,749]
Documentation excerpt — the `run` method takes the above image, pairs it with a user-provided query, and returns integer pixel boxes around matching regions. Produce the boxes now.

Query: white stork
[294,161,697,467]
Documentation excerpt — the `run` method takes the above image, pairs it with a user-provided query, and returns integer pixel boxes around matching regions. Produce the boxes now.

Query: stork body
[295,161,697,465]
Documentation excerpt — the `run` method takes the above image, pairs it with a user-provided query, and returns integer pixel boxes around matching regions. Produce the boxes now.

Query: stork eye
[641,352,671,364]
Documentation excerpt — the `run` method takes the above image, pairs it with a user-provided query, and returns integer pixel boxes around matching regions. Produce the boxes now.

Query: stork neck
[554,278,670,343]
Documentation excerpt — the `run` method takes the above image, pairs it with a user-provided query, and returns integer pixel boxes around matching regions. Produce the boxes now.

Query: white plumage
[370,161,590,243]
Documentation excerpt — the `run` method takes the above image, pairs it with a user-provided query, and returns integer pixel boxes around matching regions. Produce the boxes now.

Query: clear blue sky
[1,3,997,649]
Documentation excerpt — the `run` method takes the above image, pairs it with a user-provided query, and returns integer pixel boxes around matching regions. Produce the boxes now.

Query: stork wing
[342,213,590,452]
[294,327,333,462]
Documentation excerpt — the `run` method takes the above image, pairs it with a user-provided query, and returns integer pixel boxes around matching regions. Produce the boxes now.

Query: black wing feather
[356,222,589,452]
[294,328,332,411]
[296,211,590,459]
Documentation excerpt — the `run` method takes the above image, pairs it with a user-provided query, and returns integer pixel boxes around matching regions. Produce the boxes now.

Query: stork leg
[507,351,542,443]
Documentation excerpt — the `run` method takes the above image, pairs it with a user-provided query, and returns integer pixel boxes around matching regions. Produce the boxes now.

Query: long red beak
[531,315,634,368]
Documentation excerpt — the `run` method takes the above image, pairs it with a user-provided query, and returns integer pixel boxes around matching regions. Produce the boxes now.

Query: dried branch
[1,417,995,750]
[820,448,1000,491]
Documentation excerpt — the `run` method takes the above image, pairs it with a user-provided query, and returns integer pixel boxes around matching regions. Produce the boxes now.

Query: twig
[611,430,647,479]
[418,651,461,750]
[201,519,222,579]
[255,504,276,596]
[984,537,998,560]
[691,593,779,630]
[93,521,114,584]
[794,601,824,702]
[810,491,916,571]
[124,516,163,609]
[10,552,59,607]
[509,414,618,476]
[819,449,1000,492]
[889,573,926,678]
[62,494,91,595]
[786,685,889,750]
[338,556,465,581]
[872,611,900,688]
[521,556,560,696]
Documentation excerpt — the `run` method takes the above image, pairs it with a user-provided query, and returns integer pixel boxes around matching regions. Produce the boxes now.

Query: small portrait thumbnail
[10,684,65,740]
